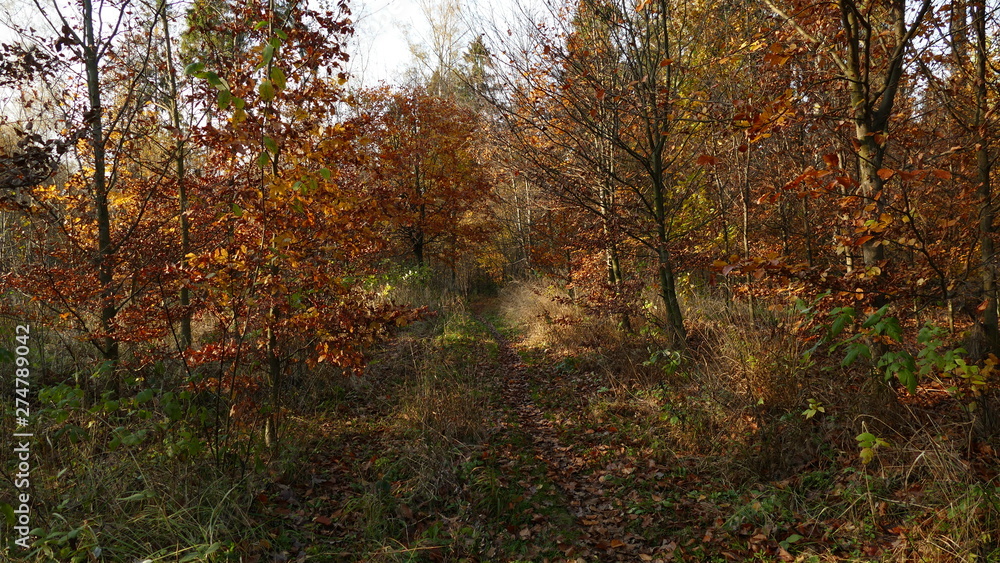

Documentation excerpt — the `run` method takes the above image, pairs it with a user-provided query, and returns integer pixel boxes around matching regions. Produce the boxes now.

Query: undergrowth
[496,279,1000,561]
[5,278,1000,561]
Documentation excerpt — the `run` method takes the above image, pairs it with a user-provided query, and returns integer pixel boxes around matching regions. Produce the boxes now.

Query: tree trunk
[653,165,685,344]
[264,287,281,449]
[839,0,932,270]
[973,0,998,355]
[413,233,425,266]
[658,249,685,344]
[161,0,192,349]
[83,0,118,368]
[742,144,755,321]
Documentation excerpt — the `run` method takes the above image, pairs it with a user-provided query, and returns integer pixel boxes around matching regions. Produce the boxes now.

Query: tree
[184,0,413,448]
[352,85,492,272]
[406,0,468,96]
[765,0,933,273]
[0,0,190,402]
[484,0,726,343]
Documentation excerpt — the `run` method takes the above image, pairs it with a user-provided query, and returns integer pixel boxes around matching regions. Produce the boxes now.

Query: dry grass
[498,281,622,353]
[395,341,491,446]
[684,293,805,413]
[351,307,497,511]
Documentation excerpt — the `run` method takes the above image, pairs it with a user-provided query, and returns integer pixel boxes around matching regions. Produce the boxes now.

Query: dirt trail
[477,315,675,562]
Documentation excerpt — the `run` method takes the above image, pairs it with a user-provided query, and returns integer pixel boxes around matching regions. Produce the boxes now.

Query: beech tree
[352,85,492,272]
[0,0,189,403]
[484,0,730,343]
[182,0,419,448]
[914,0,1000,353]
[765,0,933,274]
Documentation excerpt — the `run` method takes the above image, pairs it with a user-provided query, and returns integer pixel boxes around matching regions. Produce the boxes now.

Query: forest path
[474,313,681,562]
[260,307,708,562]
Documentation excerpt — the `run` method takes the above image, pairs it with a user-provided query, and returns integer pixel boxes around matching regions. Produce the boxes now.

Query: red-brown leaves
[349,86,494,268]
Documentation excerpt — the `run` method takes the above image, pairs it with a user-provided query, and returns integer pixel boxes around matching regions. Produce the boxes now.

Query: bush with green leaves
[806,300,972,394]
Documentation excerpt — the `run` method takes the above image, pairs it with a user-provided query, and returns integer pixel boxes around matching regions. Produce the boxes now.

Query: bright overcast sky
[346,0,544,88]
[348,0,425,86]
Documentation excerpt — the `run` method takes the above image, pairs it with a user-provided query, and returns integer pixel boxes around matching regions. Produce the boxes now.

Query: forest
[1,0,1000,560]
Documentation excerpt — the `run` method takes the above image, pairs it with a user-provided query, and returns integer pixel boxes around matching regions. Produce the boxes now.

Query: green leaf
[264,136,279,155]
[253,20,268,30]
[203,71,228,90]
[203,542,224,556]
[217,89,232,110]
[0,503,14,526]
[117,490,154,502]
[861,304,889,329]
[270,66,287,90]
[899,370,918,394]
[257,151,270,169]
[122,429,147,446]
[270,37,281,49]
[275,29,288,40]
[882,317,903,342]
[136,389,154,404]
[258,79,275,101]
[232,96,246,110]
[842,343,871,367]
[164,399,182,421]
[184,62,205,76]
[231,203,244,217]
[830,308,854,337]
[319,167,332,181]
[261,44,274,68]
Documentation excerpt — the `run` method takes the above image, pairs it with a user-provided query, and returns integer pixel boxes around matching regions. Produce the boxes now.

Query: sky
[345,0,544,88]
[348,0,425,86]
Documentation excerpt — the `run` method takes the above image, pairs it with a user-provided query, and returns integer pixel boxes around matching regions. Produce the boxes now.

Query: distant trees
[351,85,492,272]
[482,0,735,343]
[464,0,1000,356]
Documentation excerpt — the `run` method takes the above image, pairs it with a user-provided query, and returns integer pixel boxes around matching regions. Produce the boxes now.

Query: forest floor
[250,297,1000,563]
